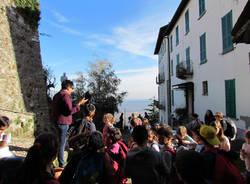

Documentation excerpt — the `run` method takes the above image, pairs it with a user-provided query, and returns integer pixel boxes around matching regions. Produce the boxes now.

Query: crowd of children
[0,110,250,184]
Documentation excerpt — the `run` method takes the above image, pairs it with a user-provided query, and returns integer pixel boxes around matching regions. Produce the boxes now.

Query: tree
[144,98,159,125]
[87,60,127,130]
[71,72,87,103]
[42,65,56,104]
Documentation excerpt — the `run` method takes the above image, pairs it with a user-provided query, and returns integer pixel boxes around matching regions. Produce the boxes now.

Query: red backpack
[207,148,245,184]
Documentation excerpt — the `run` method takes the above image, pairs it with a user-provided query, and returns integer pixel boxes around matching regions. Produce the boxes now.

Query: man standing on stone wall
[50,80,88,168]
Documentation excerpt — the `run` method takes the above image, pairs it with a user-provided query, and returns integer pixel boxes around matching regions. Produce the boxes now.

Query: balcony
[158,104,165,110]
[153,100,165,110]
[176,60,193,79]
[156,73,165,84]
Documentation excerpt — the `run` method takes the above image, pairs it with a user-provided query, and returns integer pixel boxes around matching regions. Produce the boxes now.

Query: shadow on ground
[9,145,29,152]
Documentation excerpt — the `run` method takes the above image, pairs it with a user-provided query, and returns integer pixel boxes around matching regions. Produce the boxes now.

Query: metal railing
[176,60,193,79]
[156,73,165,84]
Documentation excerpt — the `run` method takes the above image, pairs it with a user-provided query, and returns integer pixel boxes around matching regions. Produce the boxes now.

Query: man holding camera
[51,80,88,168]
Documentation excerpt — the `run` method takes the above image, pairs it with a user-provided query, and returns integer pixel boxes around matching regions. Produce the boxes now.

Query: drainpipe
[166,36,172,126]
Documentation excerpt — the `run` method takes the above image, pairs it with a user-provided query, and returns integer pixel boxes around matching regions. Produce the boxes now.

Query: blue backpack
[72,152,106,184]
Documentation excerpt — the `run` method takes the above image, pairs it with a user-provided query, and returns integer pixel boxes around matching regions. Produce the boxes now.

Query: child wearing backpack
[175,126,197,151]
[17,133,59,184]
[125,126,168,184]
[176,150,209,184]
[147,129,160,152]
[67,104,96,156]
[211,121,230,152]
[240,130,250,183]
[157,126,178,184]
[106,127,128,184]
[0,116,14,159]
[59,131,114,184]
[103,113,115,146]
[199,125,245,184]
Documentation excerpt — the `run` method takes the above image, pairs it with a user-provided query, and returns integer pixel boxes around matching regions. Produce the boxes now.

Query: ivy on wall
[14,0,40,29]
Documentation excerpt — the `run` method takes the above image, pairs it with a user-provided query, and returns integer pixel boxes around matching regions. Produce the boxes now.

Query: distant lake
[115,99,153,126]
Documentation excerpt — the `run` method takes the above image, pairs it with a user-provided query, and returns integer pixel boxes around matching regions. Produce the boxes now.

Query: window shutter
[222,16,227,52]
[222,10,233,53]
[225,79,236,118]
[171,60,173,76]
[170,35,173,52]
[199,0,202,15]
[186,47,191,72]
[176,54,180,65]
[185,10,189,33]
[176,26,179,45]
[200,33,206,63]
[227,11,233,50]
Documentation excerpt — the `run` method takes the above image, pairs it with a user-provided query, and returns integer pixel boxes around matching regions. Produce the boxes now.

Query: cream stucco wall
[158,0,250,130]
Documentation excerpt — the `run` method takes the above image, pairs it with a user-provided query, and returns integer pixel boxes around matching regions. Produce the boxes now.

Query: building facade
[155,0,250,132]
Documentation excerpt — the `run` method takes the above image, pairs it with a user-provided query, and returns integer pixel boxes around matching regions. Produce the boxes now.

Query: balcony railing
[156,73,165,84]
[176,60,193,79]
[153,100,165,110]
[158,104,165,110]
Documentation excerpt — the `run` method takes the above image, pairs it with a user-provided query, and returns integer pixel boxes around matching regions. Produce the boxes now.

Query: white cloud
[118,66,158,100]
[50,10,69,23]
[90,15,167,60]
[48,21,85,36]
[81,41,98,48]
[116,67,157,74]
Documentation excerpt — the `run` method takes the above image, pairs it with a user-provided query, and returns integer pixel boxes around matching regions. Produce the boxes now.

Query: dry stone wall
[0,0,56,136]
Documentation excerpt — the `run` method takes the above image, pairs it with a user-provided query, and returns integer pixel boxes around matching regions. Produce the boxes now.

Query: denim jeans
[57,124,69,168]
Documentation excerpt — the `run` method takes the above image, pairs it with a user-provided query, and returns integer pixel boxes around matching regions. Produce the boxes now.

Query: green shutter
[200,33,207,63]
[225,79,236,118]
[185,10,189,33]
[170,35,173,52]
[222,10,233,53]
[171,60,173,76]
[186,47,190,72]
[199,0,205,16]
[176,26,179,45]
[227,11,233,50]
[176,54,180,65]
[172,90,174,106]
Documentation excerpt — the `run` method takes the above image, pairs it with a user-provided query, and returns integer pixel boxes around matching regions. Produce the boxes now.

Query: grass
[53,151,68,168]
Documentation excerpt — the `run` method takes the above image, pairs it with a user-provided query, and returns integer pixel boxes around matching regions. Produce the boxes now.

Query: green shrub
[15,119,22,125]
[14,0,40,29]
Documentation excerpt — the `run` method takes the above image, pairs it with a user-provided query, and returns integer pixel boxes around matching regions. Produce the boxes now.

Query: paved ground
[10,136,34,157]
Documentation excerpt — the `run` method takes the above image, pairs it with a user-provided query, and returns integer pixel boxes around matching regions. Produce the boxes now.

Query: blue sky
[39,0,181,100]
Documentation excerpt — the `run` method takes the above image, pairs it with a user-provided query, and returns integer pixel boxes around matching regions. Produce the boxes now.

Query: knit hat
[200,125,220,146]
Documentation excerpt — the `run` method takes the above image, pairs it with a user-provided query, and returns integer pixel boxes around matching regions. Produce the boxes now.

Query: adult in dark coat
[50,80,88,168]
[204,110,215,125]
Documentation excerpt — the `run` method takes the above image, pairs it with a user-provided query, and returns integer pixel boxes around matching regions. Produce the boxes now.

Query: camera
[84,91,92,103]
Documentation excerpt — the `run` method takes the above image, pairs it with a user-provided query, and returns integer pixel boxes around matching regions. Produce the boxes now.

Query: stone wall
[0,0,55,136]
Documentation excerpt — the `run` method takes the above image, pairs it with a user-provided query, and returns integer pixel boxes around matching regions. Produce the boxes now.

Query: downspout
[166,36,172,126]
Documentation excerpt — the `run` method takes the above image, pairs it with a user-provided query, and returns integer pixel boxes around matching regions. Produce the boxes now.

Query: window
[185,9,189,33]
[222,10,233,53]
[186,47,191,72]
[249,52,250,66]
[176,54,180,65]
[202,81,208,96]
[200,33,207,63]
[199,0,206,16]
[176,26,179,45]
[170,59,173,76]
[171,90,174,106]
[170,35,173,52]
[225,79,236,118]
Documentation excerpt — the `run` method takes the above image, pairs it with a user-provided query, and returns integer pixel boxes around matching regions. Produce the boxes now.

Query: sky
[39,0,181,102]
